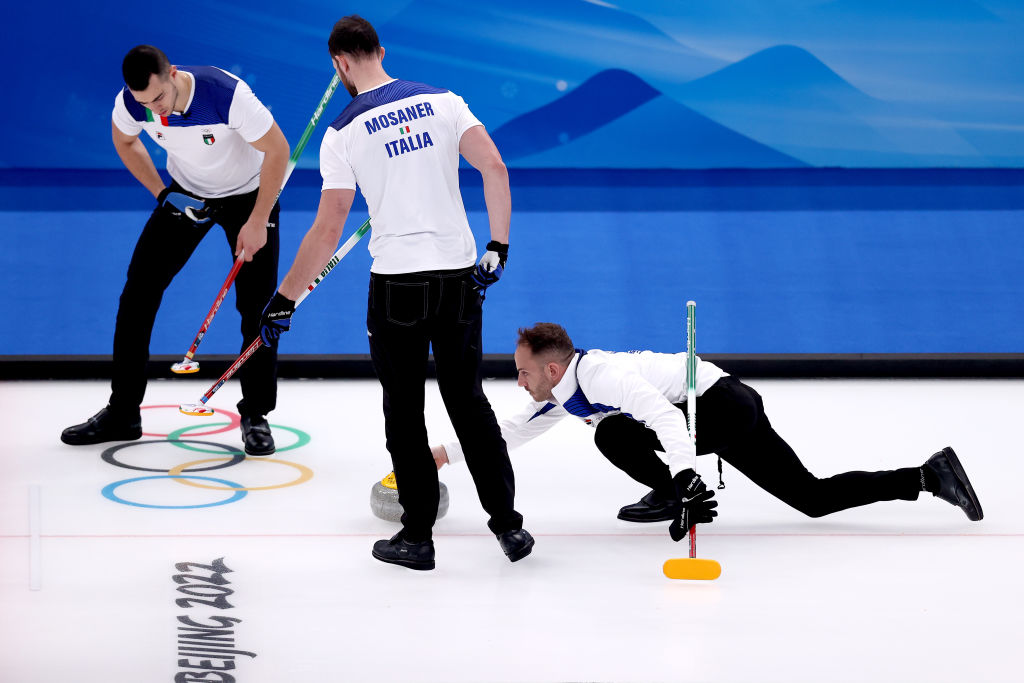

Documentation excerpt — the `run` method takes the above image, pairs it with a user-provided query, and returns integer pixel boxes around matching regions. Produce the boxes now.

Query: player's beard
[158,77,181,116]
[339,70,359,97]
[169,79,181,114]
[528,377,554,402]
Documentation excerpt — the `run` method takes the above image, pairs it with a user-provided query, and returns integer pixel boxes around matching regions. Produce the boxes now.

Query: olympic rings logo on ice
[98,405,313,509]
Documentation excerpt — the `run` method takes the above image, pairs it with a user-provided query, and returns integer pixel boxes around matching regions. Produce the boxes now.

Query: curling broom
[178,217,371,416]
[171,73,342,374]
[663,300,722,581]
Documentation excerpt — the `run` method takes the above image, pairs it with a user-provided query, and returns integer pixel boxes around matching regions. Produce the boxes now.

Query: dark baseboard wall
[3,354,1024,380]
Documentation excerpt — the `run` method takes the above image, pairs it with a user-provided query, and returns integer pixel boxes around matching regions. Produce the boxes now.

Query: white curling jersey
[319,79,483,274]
[445,350,728,477]
[112,66,275,198]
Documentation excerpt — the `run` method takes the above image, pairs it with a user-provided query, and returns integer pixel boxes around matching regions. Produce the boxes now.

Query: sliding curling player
[430,323,984,541]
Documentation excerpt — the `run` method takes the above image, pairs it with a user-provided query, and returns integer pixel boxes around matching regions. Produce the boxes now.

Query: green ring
[166,423,311,453]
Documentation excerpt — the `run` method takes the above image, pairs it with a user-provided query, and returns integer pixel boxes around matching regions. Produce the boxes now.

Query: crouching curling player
[431,323,983,541]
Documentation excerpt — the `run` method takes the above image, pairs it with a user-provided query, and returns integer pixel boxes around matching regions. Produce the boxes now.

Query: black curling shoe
[925,447,984,521]
[496,529,535,562]
[372,533,436,570]
[617,490,680,523]
[61,406,142,445]
[240,415,275,456]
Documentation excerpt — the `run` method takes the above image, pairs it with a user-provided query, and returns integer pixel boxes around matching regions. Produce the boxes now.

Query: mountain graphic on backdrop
[379,0,724,131]
[490,68,806,168]
[668,45,985,167]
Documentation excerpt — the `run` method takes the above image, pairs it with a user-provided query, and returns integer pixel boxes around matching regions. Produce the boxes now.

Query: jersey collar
[175,69,196,116]
[357,78,397,95]
[550,350,585,406]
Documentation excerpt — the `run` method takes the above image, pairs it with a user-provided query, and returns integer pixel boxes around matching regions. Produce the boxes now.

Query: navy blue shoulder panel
[563,385,598,418]
[120,88,148,122]
[177,66,239,127]
[562,350,598,418]
[330,80,449,131]
[118,67,238,127]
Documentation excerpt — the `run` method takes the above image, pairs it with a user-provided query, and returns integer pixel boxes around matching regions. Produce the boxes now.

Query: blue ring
[102,475,248,509]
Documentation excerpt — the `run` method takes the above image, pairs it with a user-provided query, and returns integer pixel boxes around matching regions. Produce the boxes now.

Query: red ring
[141,404,241,437]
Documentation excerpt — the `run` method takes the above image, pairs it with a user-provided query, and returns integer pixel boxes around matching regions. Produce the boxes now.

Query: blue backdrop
[1,2,1022,356]
[4,0,1024,169]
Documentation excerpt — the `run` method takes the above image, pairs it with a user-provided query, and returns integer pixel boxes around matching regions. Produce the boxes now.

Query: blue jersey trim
[330,80,448,132]
[562,350,597,418]
[180,66,239,126]
[528,402,558,422]
[561,349,630,421]
[121,89,148,122]
[563,385,599,418]
[119,66,239,127]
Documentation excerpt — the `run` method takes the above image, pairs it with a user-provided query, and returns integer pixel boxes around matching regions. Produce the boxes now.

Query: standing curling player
[259,16,533,570]
[61,46,289,455]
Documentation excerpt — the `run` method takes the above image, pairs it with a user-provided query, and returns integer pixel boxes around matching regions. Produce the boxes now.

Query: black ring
[101,439,245,473]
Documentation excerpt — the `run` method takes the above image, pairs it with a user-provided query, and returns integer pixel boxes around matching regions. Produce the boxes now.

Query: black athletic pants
[109,183,280,419]
[367,268,523,542]
[593,375,922,517]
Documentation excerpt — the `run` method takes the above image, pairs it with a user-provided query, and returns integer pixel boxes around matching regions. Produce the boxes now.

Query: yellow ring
[168,458,314,491]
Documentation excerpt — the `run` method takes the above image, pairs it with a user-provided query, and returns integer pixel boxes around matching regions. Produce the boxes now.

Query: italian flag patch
[145,109,169,126]
[399,126,411,134]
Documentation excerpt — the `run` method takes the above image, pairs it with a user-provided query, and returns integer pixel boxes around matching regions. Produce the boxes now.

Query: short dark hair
[328,15,381,58]
[517,323,575,363]
[122,45,171,91]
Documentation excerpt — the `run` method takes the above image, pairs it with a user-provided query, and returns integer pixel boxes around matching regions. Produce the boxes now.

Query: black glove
[668,468,718,542]
[157,187,211,224]
[259,292,296,349]
[470,240,508,292]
